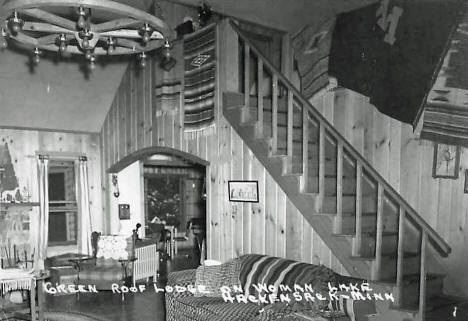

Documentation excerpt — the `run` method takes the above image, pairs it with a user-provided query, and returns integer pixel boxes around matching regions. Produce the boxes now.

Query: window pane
[49,172,65,201]
[48,211,77,244]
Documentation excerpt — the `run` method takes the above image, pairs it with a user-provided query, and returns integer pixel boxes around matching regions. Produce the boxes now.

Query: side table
[1,271,50,321]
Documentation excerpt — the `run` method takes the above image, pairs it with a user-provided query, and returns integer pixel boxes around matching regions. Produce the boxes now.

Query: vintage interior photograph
[0,0,467,320]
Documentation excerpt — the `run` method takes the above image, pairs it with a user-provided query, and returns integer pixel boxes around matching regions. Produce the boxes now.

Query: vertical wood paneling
[231,131,244,257]
[125,69,133,155]
[136,66,145,150]
[276,189,287,258]
[242,145,252,254]
[251,158,266,254]
[98,28,347,277]
[144,58,153,148]
[285,200,303,261]
[118,75,127,159]
[265,172,277,257]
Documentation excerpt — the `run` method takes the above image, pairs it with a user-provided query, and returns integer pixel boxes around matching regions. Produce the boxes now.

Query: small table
[0,271,50,321]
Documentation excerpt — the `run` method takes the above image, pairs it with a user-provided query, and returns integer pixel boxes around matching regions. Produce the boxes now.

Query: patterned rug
[183,24,217,135]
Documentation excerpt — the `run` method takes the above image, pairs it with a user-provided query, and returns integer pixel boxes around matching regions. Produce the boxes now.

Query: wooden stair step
[341,212,376,234]
[308,175,356,194]
[323,194,377,213]
[355,251,420,280]
[360,232,399,257]
[223,91,288,112]
[399,274,445,310]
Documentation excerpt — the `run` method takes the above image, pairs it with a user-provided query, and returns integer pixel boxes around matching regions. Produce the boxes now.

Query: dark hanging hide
[328,0,464,126]
[295,0,464,126]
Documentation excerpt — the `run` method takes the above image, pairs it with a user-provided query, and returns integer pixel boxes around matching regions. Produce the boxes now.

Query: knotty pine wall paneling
[311,87,468,296]
[100,22,347,274]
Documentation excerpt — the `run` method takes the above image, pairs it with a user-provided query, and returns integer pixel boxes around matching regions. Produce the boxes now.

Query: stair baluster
[396,206,406,306]
[244,43,250,111]
[286,89,294,173]
[301,106,309,192]
[419,231,428,321]
[335,143,344,234]
[316,124,325,206]
[373,183,384,281]
[353,162,363,256]
[271,74,278,154]
[256,59,264,137]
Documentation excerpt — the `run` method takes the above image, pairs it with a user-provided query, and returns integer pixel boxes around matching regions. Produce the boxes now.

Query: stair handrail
[229,20,451,257]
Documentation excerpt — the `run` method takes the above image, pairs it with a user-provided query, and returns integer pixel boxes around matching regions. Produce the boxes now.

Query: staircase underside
[223,95,372,279]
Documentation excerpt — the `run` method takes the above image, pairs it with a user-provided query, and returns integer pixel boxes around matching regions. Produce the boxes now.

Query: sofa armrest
[167,269,197,299]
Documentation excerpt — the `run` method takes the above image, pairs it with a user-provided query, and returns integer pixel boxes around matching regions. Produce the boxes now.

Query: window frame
[47,161,78,247]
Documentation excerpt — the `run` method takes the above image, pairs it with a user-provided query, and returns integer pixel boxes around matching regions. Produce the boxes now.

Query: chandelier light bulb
[77,7,87,29]
[0,29,7,49]
[88,60,96,71]
[82,37,89,49]
[85,50,92,60]
[9,11,24,35]
[33,47,41,64]
[58,34,67,53]
[107,37,115,55]
[139,52,147,68]
[87,54,97,70]
[142,32,150,44]
[139,23,153,44]
[162,39,171,59]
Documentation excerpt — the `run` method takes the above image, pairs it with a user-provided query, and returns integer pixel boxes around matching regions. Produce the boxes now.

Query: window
[48,161,78,246]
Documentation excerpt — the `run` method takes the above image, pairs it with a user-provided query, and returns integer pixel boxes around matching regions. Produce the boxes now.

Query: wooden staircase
[218,20,457,320]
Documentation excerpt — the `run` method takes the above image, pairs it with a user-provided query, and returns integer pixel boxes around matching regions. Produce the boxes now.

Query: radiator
[133,243,159,285]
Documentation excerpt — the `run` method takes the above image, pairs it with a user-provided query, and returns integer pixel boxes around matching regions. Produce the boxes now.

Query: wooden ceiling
[0,0,376,133]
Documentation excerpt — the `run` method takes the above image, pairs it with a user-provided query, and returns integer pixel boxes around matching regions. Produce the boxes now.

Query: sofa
[166,254,377,321]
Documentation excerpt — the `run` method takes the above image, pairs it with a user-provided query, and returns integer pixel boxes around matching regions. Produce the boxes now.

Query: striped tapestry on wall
[420,10,468,147]
[421,100,468,147]
[293,19,336,99]
[183,24,217,136]
[154,41,183,120]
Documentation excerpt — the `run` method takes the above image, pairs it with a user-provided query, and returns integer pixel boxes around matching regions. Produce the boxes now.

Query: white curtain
[76,157,92,256]
[36,156,49,271]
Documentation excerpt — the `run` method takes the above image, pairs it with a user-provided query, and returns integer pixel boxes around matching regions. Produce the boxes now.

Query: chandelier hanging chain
[0,0,173,69]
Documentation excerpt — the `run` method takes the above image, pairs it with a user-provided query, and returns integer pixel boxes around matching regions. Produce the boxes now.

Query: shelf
[0,202,39,208]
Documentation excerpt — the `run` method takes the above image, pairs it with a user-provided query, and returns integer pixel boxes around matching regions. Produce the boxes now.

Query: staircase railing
[227,20,450,314]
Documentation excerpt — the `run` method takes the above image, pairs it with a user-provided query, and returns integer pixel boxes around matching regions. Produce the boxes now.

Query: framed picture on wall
[228,180,259,203]
[432,143,461,179]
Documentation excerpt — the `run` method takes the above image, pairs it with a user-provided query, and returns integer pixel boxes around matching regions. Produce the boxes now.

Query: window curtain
[76,157,92,255]
[35,156,49,271]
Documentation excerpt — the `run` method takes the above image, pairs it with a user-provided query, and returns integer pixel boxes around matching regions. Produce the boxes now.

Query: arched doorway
[108,146,209,277]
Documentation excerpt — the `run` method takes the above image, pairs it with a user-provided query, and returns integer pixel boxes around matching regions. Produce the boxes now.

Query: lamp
[57,34,67,53]
[112,174,120,198]
[2,0,172,71]
[7,11,24,35]
[159,38,176,71]
[32,47,41,64]
[0,28,8,49]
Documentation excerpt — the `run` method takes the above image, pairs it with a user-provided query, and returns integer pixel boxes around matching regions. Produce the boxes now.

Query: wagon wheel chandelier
[0,0,173,70]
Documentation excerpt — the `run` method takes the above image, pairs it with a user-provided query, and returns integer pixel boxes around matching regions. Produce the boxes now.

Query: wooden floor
[44,289,166,321]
